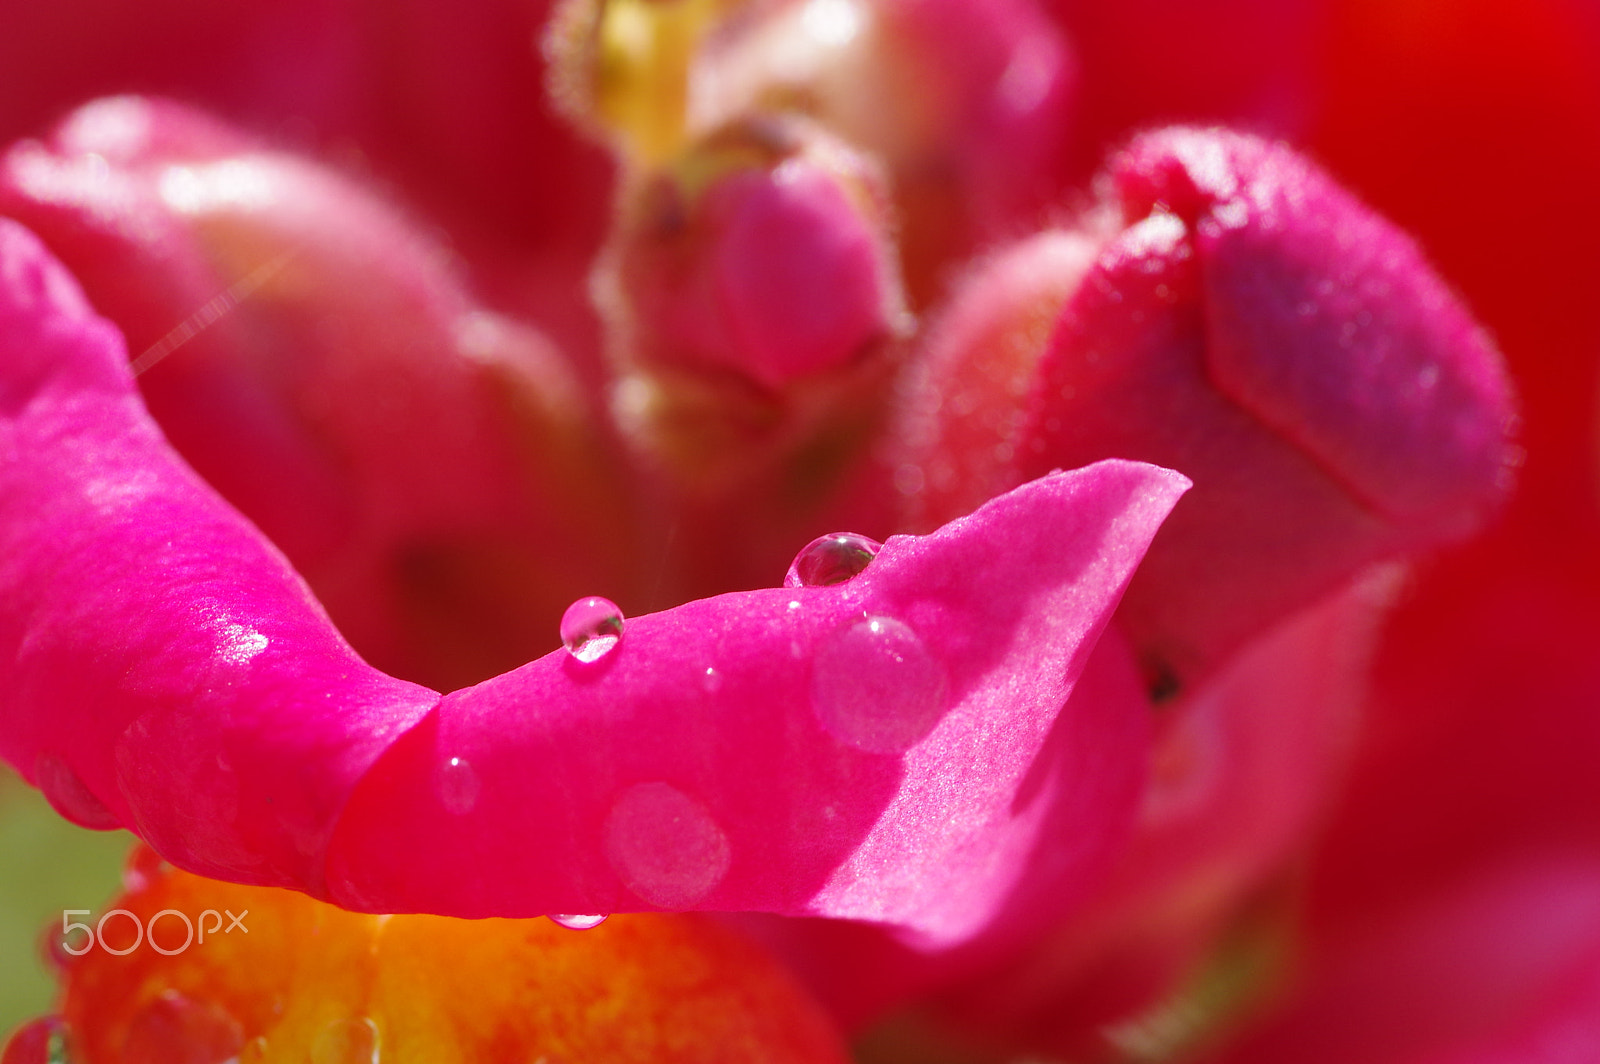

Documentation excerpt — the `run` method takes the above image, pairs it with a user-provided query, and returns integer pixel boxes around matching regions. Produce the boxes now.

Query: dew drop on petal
[549,914,609,930]
[603,782,730,908]
[701,666,723,694]
[560,596,625,663]
[811,615,950,754]
[437,756,481,816]
[1,1016,73,1064]
[122,991,244,1064]
[238,1038,269,1064]
[784,532,883,588]
[310,1018,379,1064]
[34,754,120,830]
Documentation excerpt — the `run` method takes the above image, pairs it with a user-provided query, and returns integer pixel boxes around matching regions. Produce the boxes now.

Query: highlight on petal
[1,215,1186,934]
[2,852,849,1064]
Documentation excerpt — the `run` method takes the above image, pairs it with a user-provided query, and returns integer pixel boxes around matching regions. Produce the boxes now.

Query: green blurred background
[0,764,129,1040]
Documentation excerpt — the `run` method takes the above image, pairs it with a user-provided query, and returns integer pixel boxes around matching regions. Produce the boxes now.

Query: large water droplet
[310,1018,379,1064]
[811,615,949,754]
[603,782,730,908]
[549,914,609,930]
[122,991,244,1064]
[785,532,882,588]
[34,754,119,830]
[1,1016,72,1064]
[437,756,480,816]
[560,597,624,663]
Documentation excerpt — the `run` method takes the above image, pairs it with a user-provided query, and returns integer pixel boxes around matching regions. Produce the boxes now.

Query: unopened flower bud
[550,0,1074,303]
[597,117,909,590]
[604,117,906,391]
[894,127,1516,694]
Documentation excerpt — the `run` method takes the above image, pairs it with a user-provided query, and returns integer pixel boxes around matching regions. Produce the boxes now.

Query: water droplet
[560,596,624,663]
[701,666,723,694]
[549,914,609,930]
[603,782,730,908]
[437,756,480,816]
[1,1016,72,1064]
[122,844,168,893]
[810,615,949,754]
[310,1018,379,1064]
[122,991,243,1064]
[785,533,882,588]
[34,754,119,829]
[237,1037,269,1064]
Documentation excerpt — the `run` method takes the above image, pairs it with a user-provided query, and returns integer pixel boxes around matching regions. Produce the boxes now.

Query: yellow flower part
[14,848,847,1064]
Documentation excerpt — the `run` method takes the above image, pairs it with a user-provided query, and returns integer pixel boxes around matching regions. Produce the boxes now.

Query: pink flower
[3,0,1589,1060]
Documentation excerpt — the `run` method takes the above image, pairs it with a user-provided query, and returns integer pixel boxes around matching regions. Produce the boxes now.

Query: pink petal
[2,217,1187,931]
[0,217,440,887]
[328,460,1186,937]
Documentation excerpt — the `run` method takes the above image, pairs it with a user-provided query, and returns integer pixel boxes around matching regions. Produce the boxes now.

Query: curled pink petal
[0,217,440,886]
[2,217,1186,929]
[2,97,635,691]
[328,459,1187,937]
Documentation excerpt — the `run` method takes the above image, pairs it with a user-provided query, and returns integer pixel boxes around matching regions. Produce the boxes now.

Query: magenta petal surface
[328,460,1187,938]
[0,218,440,888]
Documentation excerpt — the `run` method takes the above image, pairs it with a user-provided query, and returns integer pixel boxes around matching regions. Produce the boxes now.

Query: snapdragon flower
[2,0,1594,1061]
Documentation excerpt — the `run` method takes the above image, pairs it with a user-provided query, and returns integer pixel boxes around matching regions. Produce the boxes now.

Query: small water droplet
[122,991,243,1064]
[785,533,882,588]
[34,754,119,829]
[701,666,723,694]
[310,1018,379,1064]
[603,782,730,908]
[122,843,168,893]
[237,1037,269,1064]
[437,756,480,816]
[560,596,624,663]
[549,914,609,930]
[1,1016,72,1064]
[811,615,949,754]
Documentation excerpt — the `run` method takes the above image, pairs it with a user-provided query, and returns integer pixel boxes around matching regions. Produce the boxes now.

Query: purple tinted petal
[1114,127,1514,528]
